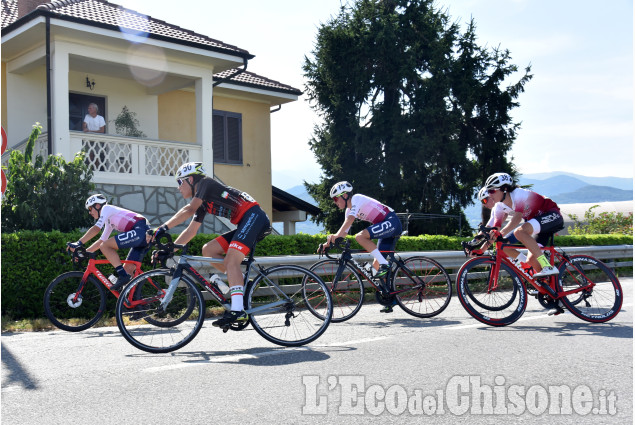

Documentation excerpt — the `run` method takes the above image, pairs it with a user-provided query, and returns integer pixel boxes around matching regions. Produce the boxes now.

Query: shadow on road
[1,344,38,390]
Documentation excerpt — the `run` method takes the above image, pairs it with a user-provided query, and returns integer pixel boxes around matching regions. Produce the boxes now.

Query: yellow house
[1,0,307,234]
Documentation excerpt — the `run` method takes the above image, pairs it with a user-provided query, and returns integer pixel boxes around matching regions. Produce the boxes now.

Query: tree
[303,0,531,235]
[1,123,95,232]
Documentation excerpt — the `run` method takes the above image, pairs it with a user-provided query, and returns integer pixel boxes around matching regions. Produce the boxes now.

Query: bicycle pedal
[222,326,230,333]
[548,307,565,316]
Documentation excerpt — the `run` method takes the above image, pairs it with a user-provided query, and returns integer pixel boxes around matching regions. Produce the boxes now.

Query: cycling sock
[370,249,389,265]
[536,255,551,269]
[115,265,128,277]
[230,286,244,311]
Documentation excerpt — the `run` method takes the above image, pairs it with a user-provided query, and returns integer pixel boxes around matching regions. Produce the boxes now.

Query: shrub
[568,205,633,235]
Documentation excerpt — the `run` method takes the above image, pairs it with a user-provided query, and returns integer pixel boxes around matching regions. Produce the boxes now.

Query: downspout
[212,56,248,87]
[45,16,52,155]
[269,104,281,113]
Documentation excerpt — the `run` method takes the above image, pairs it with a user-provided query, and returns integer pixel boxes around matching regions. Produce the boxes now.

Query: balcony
[2,132,202,186]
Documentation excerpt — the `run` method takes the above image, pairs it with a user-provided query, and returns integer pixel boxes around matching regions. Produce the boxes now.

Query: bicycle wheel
[44,271,106,332]
[557,255,623,323]
[308,259,364,322]
[116,269,205,353]
[456,257,527,326]
[246,265,332,347]
[393,256,452,318]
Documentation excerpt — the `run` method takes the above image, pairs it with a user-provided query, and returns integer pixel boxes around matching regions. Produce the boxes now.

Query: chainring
[375,290,395,306]
[537,293,558,310]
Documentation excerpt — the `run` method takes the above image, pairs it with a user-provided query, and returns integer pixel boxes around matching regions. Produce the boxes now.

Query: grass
[1,305,229,333]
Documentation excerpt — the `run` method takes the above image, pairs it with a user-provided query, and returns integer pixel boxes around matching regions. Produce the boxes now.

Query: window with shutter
[212,110,242,164]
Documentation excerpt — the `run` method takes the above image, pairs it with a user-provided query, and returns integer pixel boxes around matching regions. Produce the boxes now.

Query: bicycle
[115,230,333,353]
[306,238,452,322]
[457,225,623,326]
[43,244,181,332]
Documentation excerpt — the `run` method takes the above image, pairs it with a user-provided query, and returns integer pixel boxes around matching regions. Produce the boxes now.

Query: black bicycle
[305,238,452,322]
[115,231,333,353]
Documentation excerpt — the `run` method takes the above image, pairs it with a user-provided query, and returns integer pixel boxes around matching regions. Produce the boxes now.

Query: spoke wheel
[308,259,364,322]
[393,256,452,318]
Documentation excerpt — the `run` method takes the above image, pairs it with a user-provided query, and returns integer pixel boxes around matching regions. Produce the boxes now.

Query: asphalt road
[2,278,632,424]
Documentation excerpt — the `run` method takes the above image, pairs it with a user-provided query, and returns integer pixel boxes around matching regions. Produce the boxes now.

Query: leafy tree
[1,123,95,232]
[303,0,531,235]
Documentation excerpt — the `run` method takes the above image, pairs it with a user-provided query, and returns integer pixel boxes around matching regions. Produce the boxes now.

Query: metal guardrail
[175,245,632,299]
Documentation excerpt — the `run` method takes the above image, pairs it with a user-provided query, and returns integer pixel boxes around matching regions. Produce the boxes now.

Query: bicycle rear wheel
[456,257,527,326]
[557,255,623,323]
[116,269,205,353]
[393,256,452,318]
[44,271,106,332]
[246,265,332,347]
[308,259,364,322]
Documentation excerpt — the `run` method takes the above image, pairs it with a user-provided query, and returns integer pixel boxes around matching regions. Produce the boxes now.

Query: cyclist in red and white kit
[67,194,151,290]
[482,173,564,277]
[321,181,402,279]
[151,162,270,327]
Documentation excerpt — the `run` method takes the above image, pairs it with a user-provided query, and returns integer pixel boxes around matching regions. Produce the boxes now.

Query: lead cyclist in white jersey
[320,181,402,278]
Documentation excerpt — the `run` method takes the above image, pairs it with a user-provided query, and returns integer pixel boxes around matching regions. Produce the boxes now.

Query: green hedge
[2,230,632,319]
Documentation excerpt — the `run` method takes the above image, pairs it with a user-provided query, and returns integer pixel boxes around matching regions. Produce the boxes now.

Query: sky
[116,0,633,189]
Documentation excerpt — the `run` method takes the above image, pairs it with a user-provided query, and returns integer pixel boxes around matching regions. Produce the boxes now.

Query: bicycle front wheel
[246,265,332,347]
[557,255,623,323]
[116,269,205,353]
[44,271,106,332]
[308,259,364,322]
[393,256,452,318]
[456,257,527,326]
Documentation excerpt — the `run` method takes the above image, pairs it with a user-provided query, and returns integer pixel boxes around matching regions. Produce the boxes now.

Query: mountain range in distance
[276,171,633,234]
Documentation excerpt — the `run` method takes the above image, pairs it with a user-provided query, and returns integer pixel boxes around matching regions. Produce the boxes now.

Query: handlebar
[461,224,511,257]
[67,246,97,268]
[319,237,350,259]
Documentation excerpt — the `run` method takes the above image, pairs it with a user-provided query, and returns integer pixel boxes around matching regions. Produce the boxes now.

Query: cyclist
[151,162,270,328]
[320,181,402,279]
[481,172,563,277]
[67,194,150,290]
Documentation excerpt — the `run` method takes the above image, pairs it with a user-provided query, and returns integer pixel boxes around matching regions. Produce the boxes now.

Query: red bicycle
[43,246,176,331]
[456,225,623,326]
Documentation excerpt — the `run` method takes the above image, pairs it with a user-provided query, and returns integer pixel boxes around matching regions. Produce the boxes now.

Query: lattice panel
[145,145,189,176]
[82,139,132,173]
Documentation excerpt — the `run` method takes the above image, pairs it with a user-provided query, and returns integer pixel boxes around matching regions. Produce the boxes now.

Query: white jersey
[95,205,144,241]
[346,194,393,225]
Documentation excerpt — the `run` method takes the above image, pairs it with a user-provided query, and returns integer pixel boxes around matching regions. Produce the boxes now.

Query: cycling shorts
[114,219,150,262]
[365,212,403,253]
[214,206,271,256]
[528,210,564,246]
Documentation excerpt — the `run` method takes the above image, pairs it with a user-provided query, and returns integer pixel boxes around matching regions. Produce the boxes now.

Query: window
[69,93,106,131]
[213,110,242,164]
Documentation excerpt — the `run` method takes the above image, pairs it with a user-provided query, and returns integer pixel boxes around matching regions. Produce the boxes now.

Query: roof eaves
[2,8,254,60]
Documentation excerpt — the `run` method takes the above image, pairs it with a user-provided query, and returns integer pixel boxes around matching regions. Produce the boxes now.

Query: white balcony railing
[69,132,201,186]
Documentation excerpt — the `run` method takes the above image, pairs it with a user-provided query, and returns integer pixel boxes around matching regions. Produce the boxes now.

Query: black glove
[67,241,84,250]
[152,225,168,240]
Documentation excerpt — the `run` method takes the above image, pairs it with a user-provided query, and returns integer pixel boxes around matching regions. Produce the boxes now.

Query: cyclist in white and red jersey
[67,194,150,290]
[151,162,270,328]
[482,172,564,277]
[320,181,402,280]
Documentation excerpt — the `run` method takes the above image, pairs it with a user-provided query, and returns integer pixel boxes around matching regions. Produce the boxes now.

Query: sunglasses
[177,178,184,187]
[332,195,343,202]
[487,189,497,194]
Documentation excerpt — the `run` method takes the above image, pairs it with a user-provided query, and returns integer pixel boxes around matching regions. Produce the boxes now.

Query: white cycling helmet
[175,162,207,180]
[85,194,107,210]
[330,181,353,198]
[477,187,489,202]
[484,172,514,189]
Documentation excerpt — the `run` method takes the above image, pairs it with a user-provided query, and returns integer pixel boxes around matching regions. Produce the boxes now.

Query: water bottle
[362,262,375,277]
[108,274,118,286]
[210,274,230,294]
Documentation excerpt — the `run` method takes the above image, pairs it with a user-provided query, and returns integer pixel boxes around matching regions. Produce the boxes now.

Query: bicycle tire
[393,256,452,318]
[557,255,623,323]
[308,259,364,322]
[116,269,205,353]
[43,271,106,332]
[246,265,332,347]
[456,257,527,326]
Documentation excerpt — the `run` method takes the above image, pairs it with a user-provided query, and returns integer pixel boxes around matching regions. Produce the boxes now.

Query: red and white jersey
[95,205,144,240]
[346,194,393,225]
[487,188,559,228]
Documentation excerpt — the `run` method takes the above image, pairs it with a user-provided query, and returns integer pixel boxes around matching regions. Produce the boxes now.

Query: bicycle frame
[489,241,595,301]
[159,250,297,316]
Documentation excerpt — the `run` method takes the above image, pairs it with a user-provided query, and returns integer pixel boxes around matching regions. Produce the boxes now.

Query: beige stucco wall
[157,90,272,218]
[4,65,47,146]
[1,61,7,132]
